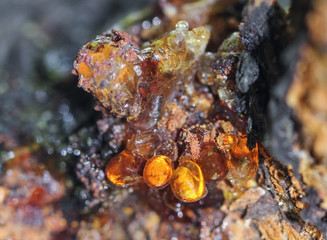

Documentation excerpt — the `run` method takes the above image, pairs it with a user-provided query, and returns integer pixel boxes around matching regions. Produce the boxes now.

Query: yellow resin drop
[219,134,259,201]
[143,155,173,189]
[105,150,142,186]
[170,158,207,202]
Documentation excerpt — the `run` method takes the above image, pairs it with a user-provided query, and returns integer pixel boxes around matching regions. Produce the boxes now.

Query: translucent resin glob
[170,157,207,202]
[105,150,142,186]
[143,155,173,189]
[196,144,228,182]
[74,21,210,129]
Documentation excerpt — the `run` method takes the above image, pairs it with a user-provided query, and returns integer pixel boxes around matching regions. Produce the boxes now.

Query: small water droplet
[175,20,189,33]
[142,20,151,29]
[152,17,161,26]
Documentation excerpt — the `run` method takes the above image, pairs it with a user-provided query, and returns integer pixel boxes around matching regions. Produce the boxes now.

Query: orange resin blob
[220,134,258,163]
[219,134,259,200]
[143,155,173,189]
[105,150,142,186]
[227,135,259,178]
[196,145,228,182]
[170,158,207,202]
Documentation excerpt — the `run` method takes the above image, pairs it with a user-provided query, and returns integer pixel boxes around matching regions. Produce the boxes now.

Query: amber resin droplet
[126,133,161,158]
[143,155,173,189]
[105,150,142,186]
[170,157,207,202]
[196,145,228,182]
[229,137,259,179]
